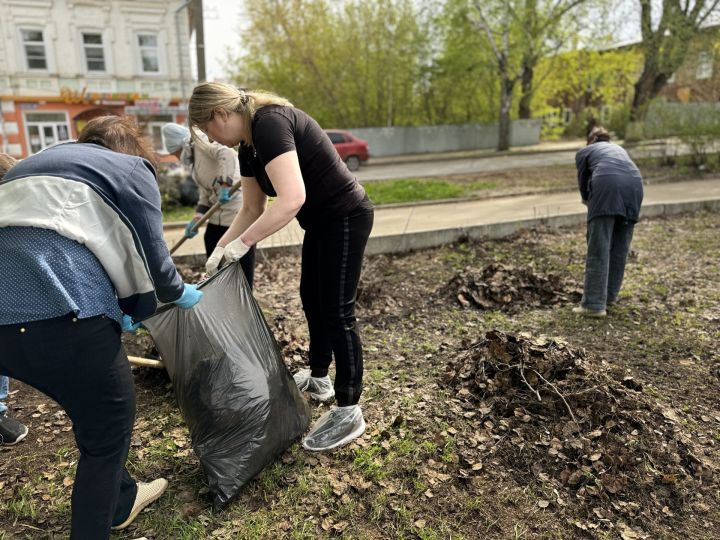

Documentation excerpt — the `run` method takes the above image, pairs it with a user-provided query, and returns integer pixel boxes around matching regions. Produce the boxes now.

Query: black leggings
[0,315,136,540]
[300,198,374,406]
[204,222,256,289]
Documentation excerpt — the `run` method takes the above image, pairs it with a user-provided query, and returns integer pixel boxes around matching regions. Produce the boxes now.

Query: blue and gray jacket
[575,141,644,223]
[0,142,183,319]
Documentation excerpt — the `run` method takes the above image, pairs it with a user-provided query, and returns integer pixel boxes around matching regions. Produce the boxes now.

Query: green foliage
[641,102,720,168]
[532,47,642,138]
[425,0,499,124]
[234,0,431,128]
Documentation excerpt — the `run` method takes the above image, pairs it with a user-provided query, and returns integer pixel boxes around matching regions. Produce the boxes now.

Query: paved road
[356,151,578,181]
[355,142,676,182]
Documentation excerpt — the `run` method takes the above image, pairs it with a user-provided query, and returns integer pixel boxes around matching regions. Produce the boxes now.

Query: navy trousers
[0,315,137,539]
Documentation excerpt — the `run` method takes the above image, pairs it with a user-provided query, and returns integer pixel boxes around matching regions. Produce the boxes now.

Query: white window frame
[696,51,714,80]
[136,32,163,75]
[20,28,48,72]
[81,31,108,74]
[23,111,71,155]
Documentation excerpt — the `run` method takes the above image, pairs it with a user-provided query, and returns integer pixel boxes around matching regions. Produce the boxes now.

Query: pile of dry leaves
[443,262,581,310]
[441,330,715,535]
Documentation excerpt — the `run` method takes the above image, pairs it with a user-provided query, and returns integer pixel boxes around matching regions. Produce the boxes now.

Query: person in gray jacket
[573,126,644,317]
[162,123,256,288]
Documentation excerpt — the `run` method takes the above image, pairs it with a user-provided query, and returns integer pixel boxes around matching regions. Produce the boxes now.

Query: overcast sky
[200,0,246,81]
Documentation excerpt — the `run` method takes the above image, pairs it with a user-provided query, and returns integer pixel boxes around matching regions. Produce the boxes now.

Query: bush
[607,104,631,140]
[156,162,190,208]
[640,102,720,169]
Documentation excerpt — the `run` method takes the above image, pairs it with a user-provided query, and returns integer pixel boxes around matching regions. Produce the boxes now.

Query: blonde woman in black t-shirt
[188,82,374,452]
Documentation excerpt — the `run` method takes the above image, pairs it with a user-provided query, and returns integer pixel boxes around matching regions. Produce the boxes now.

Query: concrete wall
[350,119,542,157]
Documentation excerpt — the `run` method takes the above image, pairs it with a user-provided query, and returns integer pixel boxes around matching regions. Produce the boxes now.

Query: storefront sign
[59,86,149,105]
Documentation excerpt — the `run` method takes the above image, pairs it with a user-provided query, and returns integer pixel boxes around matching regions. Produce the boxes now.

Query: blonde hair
[188,82,293,146]
[0,153,18,180]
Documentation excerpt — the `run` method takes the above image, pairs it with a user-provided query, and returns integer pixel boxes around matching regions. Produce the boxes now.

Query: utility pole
[193,0,206,82]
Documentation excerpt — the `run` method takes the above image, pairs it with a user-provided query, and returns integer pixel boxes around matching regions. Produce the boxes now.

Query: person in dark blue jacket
[573,126,644,317]
[0,116,202,539]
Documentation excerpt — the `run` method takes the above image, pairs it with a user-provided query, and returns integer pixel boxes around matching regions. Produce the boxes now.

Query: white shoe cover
[293,368,335,402]
[302,405,365,452]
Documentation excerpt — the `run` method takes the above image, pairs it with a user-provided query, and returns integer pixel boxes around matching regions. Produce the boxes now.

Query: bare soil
[2,210,719,540]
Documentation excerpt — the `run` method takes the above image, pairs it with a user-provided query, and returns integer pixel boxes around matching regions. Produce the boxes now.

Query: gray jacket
[575,141,644,222]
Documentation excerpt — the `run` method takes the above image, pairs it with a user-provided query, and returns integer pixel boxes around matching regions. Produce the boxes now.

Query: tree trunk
[631,62,669,121]
[497,76,515,152]
[518,62,534,119]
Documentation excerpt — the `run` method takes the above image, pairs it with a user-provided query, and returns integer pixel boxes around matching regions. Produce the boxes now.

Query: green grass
[363,178,496,205]
[163,205,196,223]
[161,178,497,221]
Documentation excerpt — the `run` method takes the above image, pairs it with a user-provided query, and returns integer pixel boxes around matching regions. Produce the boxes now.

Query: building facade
[0,0,194,158]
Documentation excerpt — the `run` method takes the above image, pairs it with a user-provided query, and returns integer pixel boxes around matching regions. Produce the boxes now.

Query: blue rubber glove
[184,216,201,238]
[173,283,203,309]
[121,314,143,333]
[218,187,232,204]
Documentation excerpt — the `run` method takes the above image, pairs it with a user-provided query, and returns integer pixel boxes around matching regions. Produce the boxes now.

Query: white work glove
[206,246,225,276]
[224,237,251,261]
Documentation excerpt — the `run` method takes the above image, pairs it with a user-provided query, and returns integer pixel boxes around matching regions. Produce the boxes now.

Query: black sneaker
[0,414,29,445]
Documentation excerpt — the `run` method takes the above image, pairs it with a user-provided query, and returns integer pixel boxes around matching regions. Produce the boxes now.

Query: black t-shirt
[238,105,366,229]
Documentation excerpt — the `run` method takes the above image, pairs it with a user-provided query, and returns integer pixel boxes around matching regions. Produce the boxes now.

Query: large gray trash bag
[143,262,311,511]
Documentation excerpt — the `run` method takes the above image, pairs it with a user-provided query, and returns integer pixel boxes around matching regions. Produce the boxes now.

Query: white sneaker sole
[302,416,366,452]
[1,425,28,446]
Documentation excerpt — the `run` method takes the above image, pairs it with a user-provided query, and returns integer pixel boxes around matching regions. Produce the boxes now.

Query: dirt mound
[356,255,418,318]
[443,262,581,310]
[442,330,714,535]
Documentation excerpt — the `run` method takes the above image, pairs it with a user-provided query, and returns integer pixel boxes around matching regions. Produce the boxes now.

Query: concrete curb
[171,198,720,265]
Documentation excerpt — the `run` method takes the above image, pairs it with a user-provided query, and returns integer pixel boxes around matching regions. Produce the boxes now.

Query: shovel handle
[169,180,243,255]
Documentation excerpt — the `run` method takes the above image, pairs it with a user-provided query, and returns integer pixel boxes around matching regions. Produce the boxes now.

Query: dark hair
[587,126,611,145]
[78,115,158,168]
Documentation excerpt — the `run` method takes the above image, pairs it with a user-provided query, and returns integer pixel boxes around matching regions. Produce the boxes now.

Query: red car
[325,129,369,171]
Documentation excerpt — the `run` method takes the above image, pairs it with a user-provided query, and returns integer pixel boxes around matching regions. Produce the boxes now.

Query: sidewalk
[364,139,585,167]
[167,177,720,263]
[362,138,667,167]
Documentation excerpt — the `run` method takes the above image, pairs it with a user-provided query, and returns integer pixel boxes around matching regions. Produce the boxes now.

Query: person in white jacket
[162,123,256,288]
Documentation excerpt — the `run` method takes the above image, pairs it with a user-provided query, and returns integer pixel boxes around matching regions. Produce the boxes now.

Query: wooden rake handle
[168,180,243,255]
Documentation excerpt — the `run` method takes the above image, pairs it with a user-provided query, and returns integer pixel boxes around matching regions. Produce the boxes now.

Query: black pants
[0,315,137,540]
[204,222,256,289]
[300,198,374,406]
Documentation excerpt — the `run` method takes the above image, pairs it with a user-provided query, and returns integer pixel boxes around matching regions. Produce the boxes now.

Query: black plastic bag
[143,262,311,511]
